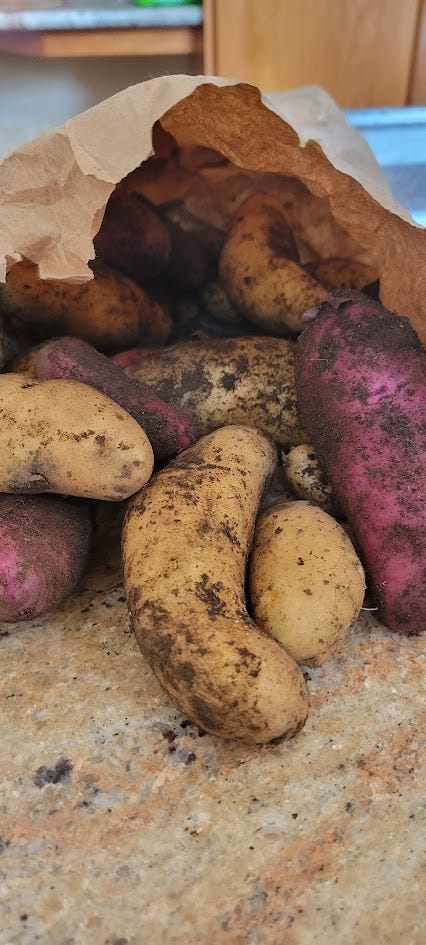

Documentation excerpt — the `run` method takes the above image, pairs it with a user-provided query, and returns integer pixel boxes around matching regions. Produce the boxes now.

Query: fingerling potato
[220,193,327,334]
[123,425,309,744]
[1,259,171,350]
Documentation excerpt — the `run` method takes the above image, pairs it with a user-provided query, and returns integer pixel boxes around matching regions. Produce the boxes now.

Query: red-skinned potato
[0,494,92,622]
[110,346,161,369]
[296,290,426,635]
[93,192,170,282]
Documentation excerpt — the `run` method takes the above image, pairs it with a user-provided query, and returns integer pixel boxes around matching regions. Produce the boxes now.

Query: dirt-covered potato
[0,373,154,500]
[93,192,170,282]
[0,494,92,622]
[164,218,224,291]
[126,336,306,446]
[123,425,309,744]
[199,279,245,326]
[0,260,171,350]
[283,444,333,512]
[306,257,378,291]
[219,193,327,334]
[20,336,197,463]
[249,501,365,666]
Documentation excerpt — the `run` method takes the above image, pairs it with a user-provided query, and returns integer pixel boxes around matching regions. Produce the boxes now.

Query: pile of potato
[0,144,380,743]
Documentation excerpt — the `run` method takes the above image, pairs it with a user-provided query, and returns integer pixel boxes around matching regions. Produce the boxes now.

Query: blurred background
[0,0,425,221]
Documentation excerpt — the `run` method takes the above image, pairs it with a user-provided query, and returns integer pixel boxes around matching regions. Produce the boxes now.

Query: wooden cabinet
[1,1,424,106]
[204,0,425,108]
[409,0,426,102]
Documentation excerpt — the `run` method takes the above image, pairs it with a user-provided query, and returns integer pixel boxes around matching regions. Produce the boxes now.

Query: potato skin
[199,279,242,326]
[164,218,224,291]
[0,494,92,622]
[0,373,154,500]
[28,336,197,462]
[219,194,327,334]
[306,258,378,291]
[110,346,161,369]
[126,336,306,447]
[93,192,170,282]
[123,426,309,744]
[249,501,365,666]
[0,260,171,350]
[284,444,333,512]
[296,290,426,634]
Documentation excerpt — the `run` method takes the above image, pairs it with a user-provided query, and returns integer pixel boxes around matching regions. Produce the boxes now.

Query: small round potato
[283,444,333,512]
[249,501,365,666]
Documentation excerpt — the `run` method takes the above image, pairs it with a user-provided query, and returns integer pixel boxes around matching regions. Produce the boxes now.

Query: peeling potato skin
[0,374,154,501]
[219,194,327,334]
[0,260,171,350]
[126,336,306,447]
[123,425,309,744]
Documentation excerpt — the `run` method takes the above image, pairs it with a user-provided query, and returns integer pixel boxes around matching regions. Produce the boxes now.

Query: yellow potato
[219,193,327,334]
[126,336,306,447]
[123,426,309,744]
[284,444,333,512]
[1,260,171,349]
[0,373,153,501]
[199,279,242,325]
[249,501,365,666]
[307,257,378,291]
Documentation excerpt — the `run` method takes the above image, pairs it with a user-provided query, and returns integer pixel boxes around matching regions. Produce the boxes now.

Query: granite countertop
[0,1,203,32]
[0,546,424,944]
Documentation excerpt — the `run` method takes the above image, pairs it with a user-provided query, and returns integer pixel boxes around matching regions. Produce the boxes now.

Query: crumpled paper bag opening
[0,76,424,342]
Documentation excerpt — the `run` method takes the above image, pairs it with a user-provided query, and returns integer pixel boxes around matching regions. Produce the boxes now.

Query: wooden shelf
[0,24,203,57]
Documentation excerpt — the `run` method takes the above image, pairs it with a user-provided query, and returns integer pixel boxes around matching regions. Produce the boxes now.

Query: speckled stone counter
[0,567,424,945]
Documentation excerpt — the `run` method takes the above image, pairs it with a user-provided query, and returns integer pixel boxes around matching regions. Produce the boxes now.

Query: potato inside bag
[0,76,424,343]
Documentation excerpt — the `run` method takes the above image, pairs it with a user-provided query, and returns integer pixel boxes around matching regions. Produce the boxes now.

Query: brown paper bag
[0,76,424,343]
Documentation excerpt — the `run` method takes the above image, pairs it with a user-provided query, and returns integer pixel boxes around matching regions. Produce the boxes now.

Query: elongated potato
[0,374,153,500]
[0,494,92,622]
[24,336,197,462]
[249,501,365,666]
[306,257,378,291]
[0,260,171,350]
[219,193,327,334]
[296,291,426,635]
[126,336,306,446]
[123,426,309,744]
